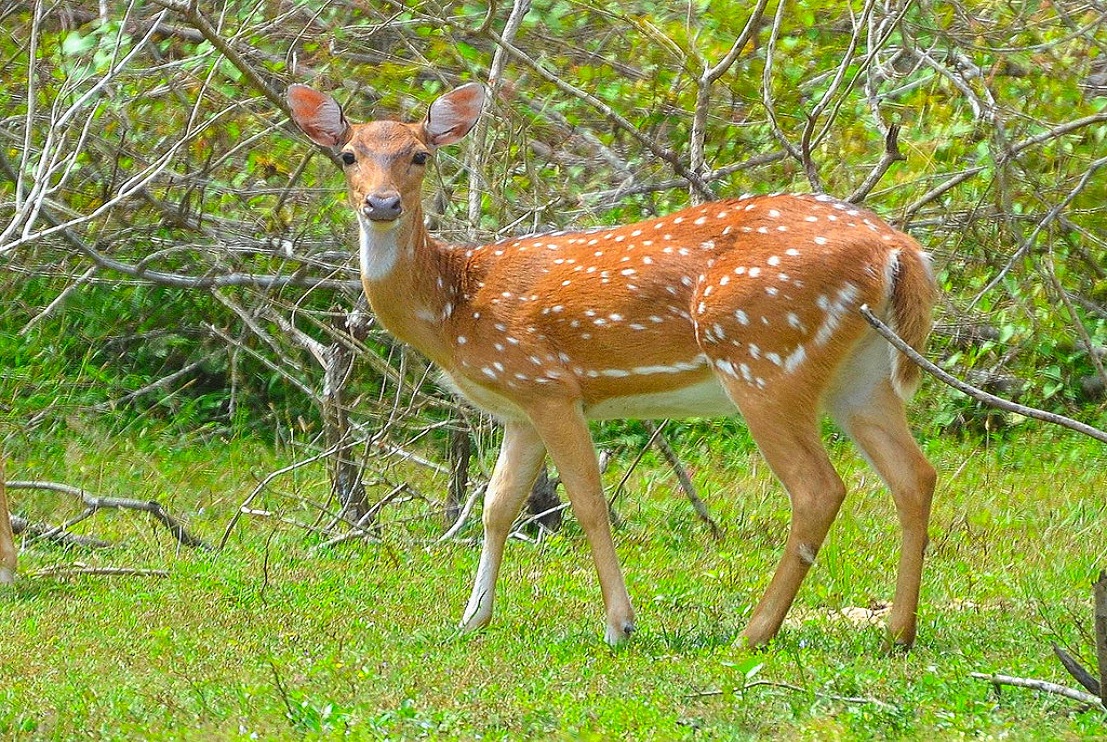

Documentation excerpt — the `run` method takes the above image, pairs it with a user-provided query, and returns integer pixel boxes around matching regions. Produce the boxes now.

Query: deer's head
[287,83,486,232]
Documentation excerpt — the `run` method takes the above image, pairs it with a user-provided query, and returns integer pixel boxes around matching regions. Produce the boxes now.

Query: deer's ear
[423,83,486,147]
[287,84,351,147]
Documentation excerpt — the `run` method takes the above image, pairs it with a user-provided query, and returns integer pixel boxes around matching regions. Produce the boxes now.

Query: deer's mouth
[359,207,403,230]
[363,206,402,222]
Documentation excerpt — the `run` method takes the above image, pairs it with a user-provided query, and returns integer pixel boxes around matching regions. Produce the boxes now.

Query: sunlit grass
[1,422,1104,738]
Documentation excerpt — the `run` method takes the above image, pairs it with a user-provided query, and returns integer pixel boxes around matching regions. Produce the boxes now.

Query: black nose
[364,192,403,221]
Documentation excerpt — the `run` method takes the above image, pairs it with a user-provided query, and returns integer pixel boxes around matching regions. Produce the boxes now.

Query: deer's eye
[412,151,429,166]
[340,151,356,166]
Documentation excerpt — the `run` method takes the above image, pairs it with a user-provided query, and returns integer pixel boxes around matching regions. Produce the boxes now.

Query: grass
[0,421,1105,739]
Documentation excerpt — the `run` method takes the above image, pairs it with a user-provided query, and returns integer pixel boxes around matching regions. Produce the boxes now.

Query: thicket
[2,0,1106,463]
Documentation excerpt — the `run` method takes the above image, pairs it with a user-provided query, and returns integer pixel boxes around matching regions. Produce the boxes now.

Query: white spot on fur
[813,283,860,346]
[797,543,818,565]
[784,345,807,373]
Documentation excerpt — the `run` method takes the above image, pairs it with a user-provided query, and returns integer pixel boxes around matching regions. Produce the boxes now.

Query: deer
[0,456,14,586]
[286,81,938,650]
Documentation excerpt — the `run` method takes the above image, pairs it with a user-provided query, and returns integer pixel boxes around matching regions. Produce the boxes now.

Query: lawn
[1,422,1105,739]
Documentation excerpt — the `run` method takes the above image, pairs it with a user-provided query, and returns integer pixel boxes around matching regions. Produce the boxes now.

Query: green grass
[1,423,1105,739]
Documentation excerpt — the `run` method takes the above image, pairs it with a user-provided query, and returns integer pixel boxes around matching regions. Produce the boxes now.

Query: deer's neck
[358,209,463,367]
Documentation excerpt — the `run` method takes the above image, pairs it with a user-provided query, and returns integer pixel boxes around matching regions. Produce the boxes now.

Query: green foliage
[2,1,1106,438]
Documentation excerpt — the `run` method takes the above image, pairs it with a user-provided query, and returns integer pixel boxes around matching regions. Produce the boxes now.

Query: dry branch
[643,421,722,539]
[6,480,212,550]
[27,564,169,579]
[690,678,896,711]
[970,672,1105,708]
[859,305,1107,445]
[1053,643,1100,696]
[9,515,111,549]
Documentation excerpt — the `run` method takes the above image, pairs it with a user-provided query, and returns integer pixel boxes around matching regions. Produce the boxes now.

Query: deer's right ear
[287,84,351,147]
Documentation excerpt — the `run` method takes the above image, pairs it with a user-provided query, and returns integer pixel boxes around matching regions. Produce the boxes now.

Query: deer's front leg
[526,399,635,646]
[0,460,14,585]
[460,419,546,634]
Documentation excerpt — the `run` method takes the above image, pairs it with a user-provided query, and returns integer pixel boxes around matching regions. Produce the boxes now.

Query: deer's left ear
[423,83,486,147]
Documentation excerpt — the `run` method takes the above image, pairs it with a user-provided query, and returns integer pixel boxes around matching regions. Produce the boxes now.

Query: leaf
[62,31,96,56]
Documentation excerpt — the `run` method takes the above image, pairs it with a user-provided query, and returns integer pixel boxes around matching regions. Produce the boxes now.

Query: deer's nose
[364,192,403,221]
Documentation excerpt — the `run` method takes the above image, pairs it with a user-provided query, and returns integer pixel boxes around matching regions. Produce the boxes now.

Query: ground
[0,423,1104,738]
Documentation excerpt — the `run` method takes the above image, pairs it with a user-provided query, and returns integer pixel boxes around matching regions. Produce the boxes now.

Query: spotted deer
[287,81,938,649]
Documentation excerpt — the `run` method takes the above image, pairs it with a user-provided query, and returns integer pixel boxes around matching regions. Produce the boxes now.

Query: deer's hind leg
[827,369,936,650]
[716,370,847,648]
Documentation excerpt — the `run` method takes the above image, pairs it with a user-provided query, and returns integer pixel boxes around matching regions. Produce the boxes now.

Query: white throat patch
[357,214,401,282]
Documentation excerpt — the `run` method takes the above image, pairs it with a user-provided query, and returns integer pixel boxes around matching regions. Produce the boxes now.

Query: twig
[91,355,220,412]
[643,421,722,539]
[848,123,906,204]
[6,480,212,550]
[859,305,1107,445]
[688,0,769,202]
[1047,255,1107,392]
[438,484,487,542]
[689,679,896,711]
[512,501,571,534]
[467,0,531,234]
[20,264,98,335]
[27,564,169,579]
[607,421,669,508]
[9,515,111,548]
[313,483,409,549]
[219,442,345,550]
[967,154,1107,312]
[970,672,1105,708]
[467,17,713,199]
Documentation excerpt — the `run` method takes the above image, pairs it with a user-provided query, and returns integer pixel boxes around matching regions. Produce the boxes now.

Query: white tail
[288,83,939,649]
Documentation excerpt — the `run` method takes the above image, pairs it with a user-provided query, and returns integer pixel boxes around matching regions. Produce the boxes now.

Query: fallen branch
[690,679,896,711]
[859,305,1107,444]
[27,564,169,579]
[970,672,1105,708]
[9,515,111,548]
[6,480,212,550]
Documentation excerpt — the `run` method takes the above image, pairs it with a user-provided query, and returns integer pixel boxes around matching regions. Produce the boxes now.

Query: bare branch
[28,565,170,579]
[859,305,1107,445]
[848,123,906,204]
[970,672,1104,708]
[6,480,212,550]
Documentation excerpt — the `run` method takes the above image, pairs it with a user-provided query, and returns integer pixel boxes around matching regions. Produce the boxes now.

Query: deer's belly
[583,376,735,420]
[439,367,736,422]
[438,371,527,420]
